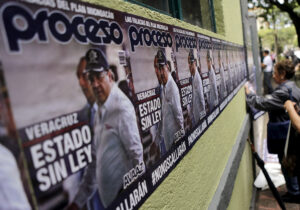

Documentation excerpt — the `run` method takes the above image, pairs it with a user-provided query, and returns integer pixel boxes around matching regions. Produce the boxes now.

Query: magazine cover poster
[225,43,235,93]
[228,44,238,89]
[122,14,186,168]
[233,46,240,84]
[212,38,227,102]
[235,46,243,85]
[240,47,247,82]
[173,28,206,133]
[197,34,219,116]
[0,1,146,209]
[236,46,243,84]
[221,41,233,94]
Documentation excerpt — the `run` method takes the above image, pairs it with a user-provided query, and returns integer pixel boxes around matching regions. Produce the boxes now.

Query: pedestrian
[245,59,300,203]
[261,50,274,95]
[283,100,300,203]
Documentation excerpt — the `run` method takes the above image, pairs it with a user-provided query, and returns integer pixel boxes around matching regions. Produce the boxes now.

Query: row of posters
[0,0,248,209]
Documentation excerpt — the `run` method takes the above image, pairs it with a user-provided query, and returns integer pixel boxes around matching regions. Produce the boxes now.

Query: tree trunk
[294,21,300,47]
[274,32,278,58]
[272,11,279,60]
[288,13,300,47]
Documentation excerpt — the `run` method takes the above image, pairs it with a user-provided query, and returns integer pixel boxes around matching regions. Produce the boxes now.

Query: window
[180,0,202,27]
[127,0,171,15]
[198,0,215,31]
[127,0,216,32]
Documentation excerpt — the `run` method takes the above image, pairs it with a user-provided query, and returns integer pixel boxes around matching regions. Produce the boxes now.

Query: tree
[248,0,300,47]
[258,26,297,55]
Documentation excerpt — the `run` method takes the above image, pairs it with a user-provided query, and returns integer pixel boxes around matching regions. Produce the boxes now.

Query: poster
[0,1,247,209]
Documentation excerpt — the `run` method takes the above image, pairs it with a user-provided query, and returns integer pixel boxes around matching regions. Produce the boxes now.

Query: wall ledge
[208,114,251,210]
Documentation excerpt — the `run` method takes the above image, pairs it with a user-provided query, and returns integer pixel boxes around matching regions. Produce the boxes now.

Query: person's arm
[245,85,288,111]
[170,84,185,135]
[284,100,300,133]
[118,106,144,166]
[244,83,252,95]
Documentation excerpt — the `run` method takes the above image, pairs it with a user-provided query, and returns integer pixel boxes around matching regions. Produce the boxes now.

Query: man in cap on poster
[206,51,219,112]
[69,48,144,209]
[64,56,104,209]
[223,50,233,94]
[188,50,206,126]
[155,49,184,151]
[217,51,228,100]
[150,54,166,157]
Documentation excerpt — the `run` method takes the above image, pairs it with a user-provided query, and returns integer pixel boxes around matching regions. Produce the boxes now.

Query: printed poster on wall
[0,1,247,209]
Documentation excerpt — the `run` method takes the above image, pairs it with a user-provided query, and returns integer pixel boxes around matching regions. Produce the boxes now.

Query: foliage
[248,0,300,47]
[258,26,297,53]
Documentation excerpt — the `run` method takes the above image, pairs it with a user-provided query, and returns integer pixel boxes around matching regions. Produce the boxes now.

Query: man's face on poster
[88,70,112,105]
[159,64,168,85]
[154,56,162,84]
[189,60,196,76]
[77,58,95,105]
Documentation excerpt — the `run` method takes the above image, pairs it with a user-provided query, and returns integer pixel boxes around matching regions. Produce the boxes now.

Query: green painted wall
[140,89,247,210]
[222,0,244,45]
[227,143,254,210]
[84,0,243,43]
[82,0,252,209]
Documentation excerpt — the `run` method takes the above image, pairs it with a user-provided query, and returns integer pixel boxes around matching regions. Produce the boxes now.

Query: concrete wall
[227,143,254,210]
[83,0,253,209]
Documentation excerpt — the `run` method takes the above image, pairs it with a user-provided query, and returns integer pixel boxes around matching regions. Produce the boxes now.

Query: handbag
[267,120,290,154]
[282,104,300,176]
[282,122,297,176]
[267,84,293,154]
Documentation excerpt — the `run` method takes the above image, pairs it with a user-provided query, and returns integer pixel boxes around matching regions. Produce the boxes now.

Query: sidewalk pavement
[253,113,300,209]
[256,185,300,210]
